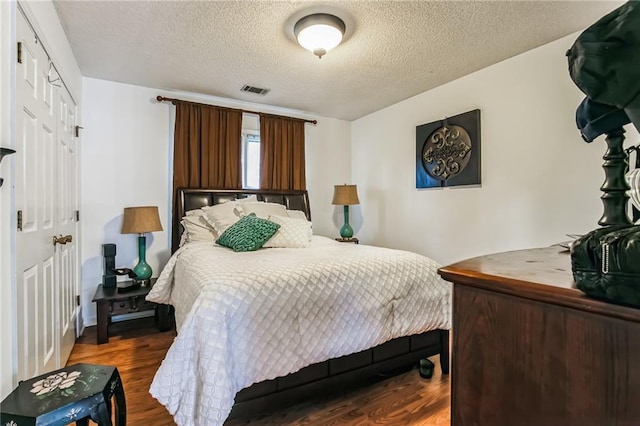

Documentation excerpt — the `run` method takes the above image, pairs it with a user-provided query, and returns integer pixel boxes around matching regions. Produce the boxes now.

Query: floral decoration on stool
[30,371,81,396]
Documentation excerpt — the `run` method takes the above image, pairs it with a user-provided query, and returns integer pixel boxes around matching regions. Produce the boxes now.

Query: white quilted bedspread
[146,236,451,426]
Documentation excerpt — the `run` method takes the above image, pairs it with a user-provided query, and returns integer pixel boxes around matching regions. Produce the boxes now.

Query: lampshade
[332,184,359,206]
[294,13,345,58]
[121,206,163,234]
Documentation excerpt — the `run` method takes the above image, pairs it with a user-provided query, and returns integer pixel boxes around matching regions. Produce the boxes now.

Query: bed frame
[173,187,450,418]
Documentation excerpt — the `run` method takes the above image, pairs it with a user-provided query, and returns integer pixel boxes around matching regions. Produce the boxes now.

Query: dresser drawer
[109,296,154,315]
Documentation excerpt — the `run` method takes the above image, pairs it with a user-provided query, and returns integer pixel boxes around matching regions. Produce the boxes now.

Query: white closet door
[15,10,78,379]
[55,82,79,365]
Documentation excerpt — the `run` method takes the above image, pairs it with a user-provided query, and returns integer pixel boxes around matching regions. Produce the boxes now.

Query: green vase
[340,205,354,238]
[133,234,152,282]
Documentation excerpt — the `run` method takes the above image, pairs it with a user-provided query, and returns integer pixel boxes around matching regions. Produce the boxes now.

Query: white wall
[351,32,640,267]
[80,80,171,326]
[80,78,351,325]
[1,0,82,400]
[306,115,352,229]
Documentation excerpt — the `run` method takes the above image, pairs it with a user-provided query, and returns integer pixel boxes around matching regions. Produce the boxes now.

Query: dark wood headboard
[173,188,311,252]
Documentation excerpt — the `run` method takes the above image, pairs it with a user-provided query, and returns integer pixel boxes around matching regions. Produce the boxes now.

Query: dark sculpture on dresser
[567,2,640,307]
[567,0,640,226]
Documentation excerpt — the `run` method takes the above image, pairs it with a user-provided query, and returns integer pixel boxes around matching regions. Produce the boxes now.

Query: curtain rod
[156,96,317,125]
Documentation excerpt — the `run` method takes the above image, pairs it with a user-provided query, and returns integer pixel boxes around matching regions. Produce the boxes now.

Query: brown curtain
[172,101,242,243]
[172,101,242,192]
[259,113,306,190]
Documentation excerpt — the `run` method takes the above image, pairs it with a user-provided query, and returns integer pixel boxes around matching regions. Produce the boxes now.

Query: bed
[147,188,452,426]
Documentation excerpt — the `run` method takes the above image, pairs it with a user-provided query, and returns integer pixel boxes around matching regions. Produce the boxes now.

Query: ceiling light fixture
[294,13,346,59]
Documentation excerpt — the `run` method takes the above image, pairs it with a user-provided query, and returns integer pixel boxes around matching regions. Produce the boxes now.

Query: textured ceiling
[53,1,623,121]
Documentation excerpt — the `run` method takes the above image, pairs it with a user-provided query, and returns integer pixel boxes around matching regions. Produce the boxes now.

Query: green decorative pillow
[216,213,280,252]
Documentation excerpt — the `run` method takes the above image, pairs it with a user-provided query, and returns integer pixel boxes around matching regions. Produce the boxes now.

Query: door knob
[52,235,73,246]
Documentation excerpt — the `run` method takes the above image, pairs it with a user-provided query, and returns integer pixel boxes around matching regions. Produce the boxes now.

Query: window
[242,132,260,189]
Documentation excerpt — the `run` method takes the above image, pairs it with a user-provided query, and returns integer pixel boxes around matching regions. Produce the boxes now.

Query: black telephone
[112,268,138,279]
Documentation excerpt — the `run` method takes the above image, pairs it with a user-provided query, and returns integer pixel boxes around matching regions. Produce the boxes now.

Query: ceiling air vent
[241,85,270,96]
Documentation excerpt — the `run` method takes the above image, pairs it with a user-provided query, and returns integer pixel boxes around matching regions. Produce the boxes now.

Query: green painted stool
[0,364,125,426]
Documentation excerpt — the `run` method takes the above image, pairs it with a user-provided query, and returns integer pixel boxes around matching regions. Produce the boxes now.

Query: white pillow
[235,201,289,219]
[627,169,640,223]
[287,209,312,235]
[181,196,259,244]
[202,201,242,235]
[181,214,217,244]
[287,209,309,221]
[236,194,259,203]
[263,215,312,248]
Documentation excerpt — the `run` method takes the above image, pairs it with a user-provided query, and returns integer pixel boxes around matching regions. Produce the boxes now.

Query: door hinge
[17,210,23,231]
[76,295,80,306]
[75,210,80,221]
[74,126,83,138]
[17,42,22,64]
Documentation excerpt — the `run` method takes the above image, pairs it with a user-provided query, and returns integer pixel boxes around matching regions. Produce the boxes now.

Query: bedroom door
[14,9,79,380]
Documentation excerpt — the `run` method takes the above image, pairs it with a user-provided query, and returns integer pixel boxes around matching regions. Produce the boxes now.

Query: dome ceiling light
[294,13,346,59]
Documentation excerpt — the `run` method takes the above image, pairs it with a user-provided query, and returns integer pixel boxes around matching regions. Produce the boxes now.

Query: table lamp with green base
[121,206,163,286]
[332,184,359,239]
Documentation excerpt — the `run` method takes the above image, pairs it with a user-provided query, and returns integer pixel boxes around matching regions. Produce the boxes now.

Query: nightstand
[92,279,171,344]
[335,237,359,244]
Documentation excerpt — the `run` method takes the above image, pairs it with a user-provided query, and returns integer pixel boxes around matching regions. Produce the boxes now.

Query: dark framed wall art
[416,109,481,189]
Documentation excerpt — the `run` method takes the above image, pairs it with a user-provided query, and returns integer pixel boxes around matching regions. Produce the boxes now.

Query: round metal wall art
[422,125,472,181]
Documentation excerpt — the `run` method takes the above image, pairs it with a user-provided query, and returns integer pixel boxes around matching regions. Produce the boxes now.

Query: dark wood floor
[67,318,450,425]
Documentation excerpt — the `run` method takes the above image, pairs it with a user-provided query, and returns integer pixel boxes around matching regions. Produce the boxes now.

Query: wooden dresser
[438,246,640,426]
